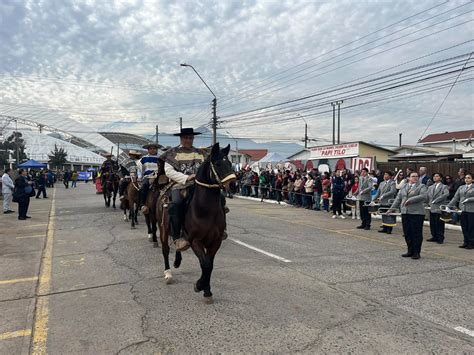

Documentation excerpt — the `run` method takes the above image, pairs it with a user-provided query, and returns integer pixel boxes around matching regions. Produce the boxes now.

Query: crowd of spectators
[234,166,468,220]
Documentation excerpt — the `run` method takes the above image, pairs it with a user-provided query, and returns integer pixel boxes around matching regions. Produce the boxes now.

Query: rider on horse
[119,150,143,201]
[161,128,207,251]
[100,153,119,186]
[139,143,160,212]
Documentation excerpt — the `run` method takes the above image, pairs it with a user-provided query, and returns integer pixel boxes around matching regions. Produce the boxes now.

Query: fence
[377,161,473,178]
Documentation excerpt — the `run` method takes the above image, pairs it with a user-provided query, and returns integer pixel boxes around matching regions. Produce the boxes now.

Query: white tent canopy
[257,152,287,163]
[7,129,105,165]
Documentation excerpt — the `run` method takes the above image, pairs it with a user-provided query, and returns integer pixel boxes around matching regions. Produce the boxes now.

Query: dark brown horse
[121,174,140,228]
[158,143,235,302]
[102,172,119,208]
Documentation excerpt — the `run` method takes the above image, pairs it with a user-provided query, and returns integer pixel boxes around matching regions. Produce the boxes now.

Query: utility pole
[155,125,159,144]
[331,102,336,145]
[399,133,402,147]
[336,100,343,144]
[15,120,19,166]
[212,98,217,145]
[304,123,308,149]
[179,117,182,130]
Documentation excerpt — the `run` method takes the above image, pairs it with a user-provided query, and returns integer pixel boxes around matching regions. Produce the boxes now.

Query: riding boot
[139,180,150,213]
[169,190,190,251]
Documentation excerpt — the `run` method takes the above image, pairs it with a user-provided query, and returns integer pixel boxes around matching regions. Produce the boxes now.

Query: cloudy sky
[0,0,472,147]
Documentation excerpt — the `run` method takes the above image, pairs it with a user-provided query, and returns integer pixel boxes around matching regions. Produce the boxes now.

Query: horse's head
[208,143,236,191]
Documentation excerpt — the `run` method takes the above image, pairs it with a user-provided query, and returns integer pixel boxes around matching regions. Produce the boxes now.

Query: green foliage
[0,132,28,168]
[48,144,68,169]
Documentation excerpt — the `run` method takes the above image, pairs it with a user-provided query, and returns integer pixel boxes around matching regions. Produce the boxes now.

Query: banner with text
[350,157,374,173]
[310,143,359,159]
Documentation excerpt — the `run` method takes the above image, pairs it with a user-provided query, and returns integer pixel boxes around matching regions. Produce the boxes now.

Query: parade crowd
[235,166,474,257]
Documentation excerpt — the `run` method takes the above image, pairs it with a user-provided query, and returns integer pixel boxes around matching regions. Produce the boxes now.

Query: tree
[0,132,28,169]
[48,144,68,170]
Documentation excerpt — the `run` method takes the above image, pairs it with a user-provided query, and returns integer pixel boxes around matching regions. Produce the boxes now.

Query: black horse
[102,172,119,208]
[158,143,235,302]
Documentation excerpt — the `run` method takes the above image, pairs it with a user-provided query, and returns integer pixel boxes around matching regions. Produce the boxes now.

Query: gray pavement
[0,183,473,354]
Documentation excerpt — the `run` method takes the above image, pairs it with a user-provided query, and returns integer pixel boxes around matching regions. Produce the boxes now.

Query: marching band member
[426,173,449,244]
[447,173,474,249]
[356,168,373,230]
[390,172,428,260]
[373,171,396,234]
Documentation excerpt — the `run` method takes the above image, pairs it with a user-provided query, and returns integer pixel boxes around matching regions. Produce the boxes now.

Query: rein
[195,160,236,189]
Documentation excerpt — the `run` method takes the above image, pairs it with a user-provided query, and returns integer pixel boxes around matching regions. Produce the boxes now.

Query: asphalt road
[1,183,473,354]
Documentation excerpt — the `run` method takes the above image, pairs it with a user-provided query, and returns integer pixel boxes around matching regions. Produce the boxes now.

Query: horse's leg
[151,216,158,248]
[130,205,135,229]
[160,223,173,283]
[134,201,139,225]
[191,240,214,301]
[112,189,117,209]
[145,213,153,242]
[174,251,182,269]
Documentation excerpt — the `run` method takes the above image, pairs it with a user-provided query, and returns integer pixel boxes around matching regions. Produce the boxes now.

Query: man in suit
[390,172,428,259]
[427,173,449,244]
[357,168,373,230]
[448,173,474,249]
[373,171,397,234]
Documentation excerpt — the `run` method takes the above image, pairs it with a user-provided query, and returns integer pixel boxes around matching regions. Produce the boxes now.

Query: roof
[238,149,268,161]
[258,152,287,163]
[419,130,474,143]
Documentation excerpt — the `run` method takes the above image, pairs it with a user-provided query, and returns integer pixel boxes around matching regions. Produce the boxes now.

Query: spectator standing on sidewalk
[63,169,71,189]
[322,172,331,212]
[14,169,33,220]
[275,172,283,204]
[2,168,15,214]
[350,176,360,220]
[304,174,314,209]
[313,172,322,211]
[71,170,78,188]
[35,170,48,199]
[331,170,345,219]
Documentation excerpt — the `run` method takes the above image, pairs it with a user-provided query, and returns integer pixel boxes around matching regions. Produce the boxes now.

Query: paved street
[1,183,473,354]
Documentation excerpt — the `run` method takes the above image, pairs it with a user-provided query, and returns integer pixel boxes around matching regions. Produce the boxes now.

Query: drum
[344,197,357,209]
[378,207,399,227]
[440,205,452,222]
[365,201,380,214]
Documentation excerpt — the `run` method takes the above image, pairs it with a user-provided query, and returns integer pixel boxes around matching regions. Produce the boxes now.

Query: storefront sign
[350,157,373,173]
[310,143,359,159]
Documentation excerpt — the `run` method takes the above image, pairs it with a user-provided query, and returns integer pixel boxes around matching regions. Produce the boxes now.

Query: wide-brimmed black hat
[173,128,202,137]
[142,143,160,149]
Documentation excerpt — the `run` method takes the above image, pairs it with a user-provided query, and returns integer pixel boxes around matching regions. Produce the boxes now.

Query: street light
[296,114,308,149]
[180,63,218,144]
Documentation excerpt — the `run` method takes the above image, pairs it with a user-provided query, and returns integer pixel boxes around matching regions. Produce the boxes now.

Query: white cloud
[0,0,472,145]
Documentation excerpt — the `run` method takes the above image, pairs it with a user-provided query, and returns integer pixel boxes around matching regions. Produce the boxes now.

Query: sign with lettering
[350,157,373,173]
[310,143,359,159]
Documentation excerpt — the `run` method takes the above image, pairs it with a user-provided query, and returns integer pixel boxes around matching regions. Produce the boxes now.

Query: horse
[158,143,236,302]
[102,171,119,208]
[121,174,140,228]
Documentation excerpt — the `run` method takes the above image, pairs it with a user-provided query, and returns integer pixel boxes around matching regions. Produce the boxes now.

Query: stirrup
[222,230,228,240]
[224,206,230,214]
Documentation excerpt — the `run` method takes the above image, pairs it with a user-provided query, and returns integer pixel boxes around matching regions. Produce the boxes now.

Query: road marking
[454,326,474,337]
[24,224,48,228]
[0,277,38,285]
[16,234,46,239]
[230,238,291,263]
[0,329,32,341]
[31,188,56,354]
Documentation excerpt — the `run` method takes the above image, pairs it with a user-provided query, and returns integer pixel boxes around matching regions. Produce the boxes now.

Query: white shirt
[2,173,14,194]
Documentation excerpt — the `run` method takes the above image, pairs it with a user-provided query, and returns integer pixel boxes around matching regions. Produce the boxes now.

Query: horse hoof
[131,226,136,229]
[164,270,173,284]
[147,234,153,242]
[194,283,201,293]
[123,216,128,221]
[203,296,214,304]
[173,260,181,269]
[153,242,159,248]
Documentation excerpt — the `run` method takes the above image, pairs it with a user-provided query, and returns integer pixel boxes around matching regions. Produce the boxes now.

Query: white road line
[454,326,474,337]
[229,238,292,263]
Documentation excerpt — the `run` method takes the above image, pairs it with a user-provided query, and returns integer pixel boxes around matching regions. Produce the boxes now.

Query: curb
[233,195,462,232]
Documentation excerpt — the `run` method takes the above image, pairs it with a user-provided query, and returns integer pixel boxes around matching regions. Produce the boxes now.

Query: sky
[0,0,473,149]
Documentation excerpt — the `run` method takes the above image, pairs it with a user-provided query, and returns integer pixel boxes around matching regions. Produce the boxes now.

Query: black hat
[142,143,160,149]
[173,128,202,137]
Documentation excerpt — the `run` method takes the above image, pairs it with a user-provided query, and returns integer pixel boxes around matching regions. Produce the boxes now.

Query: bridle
[195,160,236,189]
